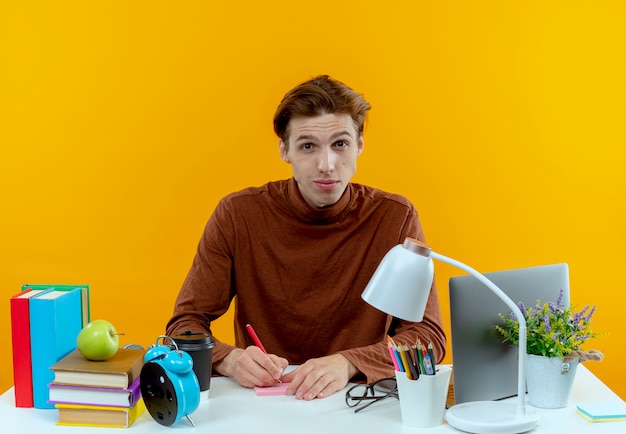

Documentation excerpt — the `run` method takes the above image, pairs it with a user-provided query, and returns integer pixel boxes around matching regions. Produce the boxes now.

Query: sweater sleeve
[338,281,446,383]
[165,199,239,364]
[338,204,447,383]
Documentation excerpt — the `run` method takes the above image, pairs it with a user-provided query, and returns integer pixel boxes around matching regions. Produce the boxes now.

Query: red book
[10,288,48,407]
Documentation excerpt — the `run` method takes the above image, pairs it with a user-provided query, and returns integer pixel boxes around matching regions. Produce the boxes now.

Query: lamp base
[446,401,540,434]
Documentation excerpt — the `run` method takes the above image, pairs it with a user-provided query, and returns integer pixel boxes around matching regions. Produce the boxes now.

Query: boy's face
[280,112,364,209]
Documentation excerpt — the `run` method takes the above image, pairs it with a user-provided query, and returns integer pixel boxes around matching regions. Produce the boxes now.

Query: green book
[22,284,91,326]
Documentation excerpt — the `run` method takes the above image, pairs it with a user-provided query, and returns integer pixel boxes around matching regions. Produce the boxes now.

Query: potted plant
[495,288,603,408]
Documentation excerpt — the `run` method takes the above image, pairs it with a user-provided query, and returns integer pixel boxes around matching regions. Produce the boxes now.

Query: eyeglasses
[344,377,398,413]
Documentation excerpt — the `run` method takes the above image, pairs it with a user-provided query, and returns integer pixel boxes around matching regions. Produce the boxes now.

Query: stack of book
[48,347,146,428]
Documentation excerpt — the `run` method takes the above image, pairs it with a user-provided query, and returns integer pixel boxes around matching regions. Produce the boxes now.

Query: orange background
[2,1,624,399]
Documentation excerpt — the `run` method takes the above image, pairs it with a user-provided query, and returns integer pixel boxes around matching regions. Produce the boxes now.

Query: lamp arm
[431,252,528,416]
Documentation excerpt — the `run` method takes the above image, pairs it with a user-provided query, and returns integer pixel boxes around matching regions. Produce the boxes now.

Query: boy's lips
[314,180,339,190]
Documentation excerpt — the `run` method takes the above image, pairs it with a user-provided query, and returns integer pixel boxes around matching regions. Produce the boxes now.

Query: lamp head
[361,238,434,322]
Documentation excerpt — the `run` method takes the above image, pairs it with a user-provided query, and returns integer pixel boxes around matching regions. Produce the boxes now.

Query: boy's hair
[273,75,371,146]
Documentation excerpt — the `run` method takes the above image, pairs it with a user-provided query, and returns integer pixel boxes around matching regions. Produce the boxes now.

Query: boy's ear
[279,141,290,163]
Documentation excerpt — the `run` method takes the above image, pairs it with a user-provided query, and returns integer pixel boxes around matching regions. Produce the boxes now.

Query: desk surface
[1,365,624,433]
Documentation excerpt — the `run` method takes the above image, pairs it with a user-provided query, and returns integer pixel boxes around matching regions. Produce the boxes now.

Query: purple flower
[548,302,559,315]
[579,305,590,318]
[497,291,600,358]
[555,288,565,308]
[543,314,551,332]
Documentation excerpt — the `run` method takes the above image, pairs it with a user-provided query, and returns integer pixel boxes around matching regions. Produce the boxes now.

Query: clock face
[140,362,179,426]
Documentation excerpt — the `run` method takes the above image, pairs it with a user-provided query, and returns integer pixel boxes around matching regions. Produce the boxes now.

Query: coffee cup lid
[172,330,215,347]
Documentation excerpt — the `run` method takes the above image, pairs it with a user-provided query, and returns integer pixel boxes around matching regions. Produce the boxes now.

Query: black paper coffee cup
[172,331,215,392]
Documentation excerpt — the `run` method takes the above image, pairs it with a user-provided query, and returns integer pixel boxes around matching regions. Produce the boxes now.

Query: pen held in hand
[245,323,268,353]
[245,323,282,383]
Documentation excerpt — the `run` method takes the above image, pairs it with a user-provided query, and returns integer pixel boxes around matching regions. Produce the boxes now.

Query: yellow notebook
[56,399,146,428]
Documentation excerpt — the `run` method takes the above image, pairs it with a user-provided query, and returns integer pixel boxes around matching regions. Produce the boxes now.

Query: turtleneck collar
[285,177,353,224]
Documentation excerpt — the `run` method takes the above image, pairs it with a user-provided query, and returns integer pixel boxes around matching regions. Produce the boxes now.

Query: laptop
[448,263,570,404]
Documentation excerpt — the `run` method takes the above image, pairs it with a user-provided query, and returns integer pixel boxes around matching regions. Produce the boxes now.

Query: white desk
[1,365,623,433]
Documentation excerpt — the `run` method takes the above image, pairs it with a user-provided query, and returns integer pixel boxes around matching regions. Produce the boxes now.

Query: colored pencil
[402,344,420,380]
[427,341,437,372]
[398,344,414,379]
[387,343,401,371]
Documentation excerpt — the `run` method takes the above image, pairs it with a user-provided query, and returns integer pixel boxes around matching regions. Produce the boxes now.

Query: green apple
[76,319,120,361]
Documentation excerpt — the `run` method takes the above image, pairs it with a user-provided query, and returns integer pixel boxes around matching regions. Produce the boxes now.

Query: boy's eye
[302,143,314,150]
[335,140,348,148]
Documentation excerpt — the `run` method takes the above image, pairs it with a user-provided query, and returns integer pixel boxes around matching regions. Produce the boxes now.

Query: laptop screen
[448,263,570,404]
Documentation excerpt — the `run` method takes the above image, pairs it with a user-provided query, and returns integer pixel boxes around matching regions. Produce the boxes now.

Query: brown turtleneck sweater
[166,178,446,383]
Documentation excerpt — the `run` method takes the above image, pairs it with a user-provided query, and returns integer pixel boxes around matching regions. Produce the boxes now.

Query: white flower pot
[525,354,579,408]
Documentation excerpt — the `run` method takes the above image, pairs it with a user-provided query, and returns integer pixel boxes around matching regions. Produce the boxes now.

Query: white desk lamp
[361,237,539,434]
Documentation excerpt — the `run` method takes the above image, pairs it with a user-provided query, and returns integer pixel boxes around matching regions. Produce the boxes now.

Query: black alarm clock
[140,335,200,426]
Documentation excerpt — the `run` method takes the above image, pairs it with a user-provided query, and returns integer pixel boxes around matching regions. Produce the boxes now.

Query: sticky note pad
[254,382,291,396]
[576,402,626,422]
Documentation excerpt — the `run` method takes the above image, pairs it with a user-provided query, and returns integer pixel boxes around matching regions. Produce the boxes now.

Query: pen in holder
[395,365,453,428]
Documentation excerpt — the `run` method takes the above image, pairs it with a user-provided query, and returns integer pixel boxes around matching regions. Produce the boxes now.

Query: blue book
[22,284,91,326]
[29,288,83,409]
